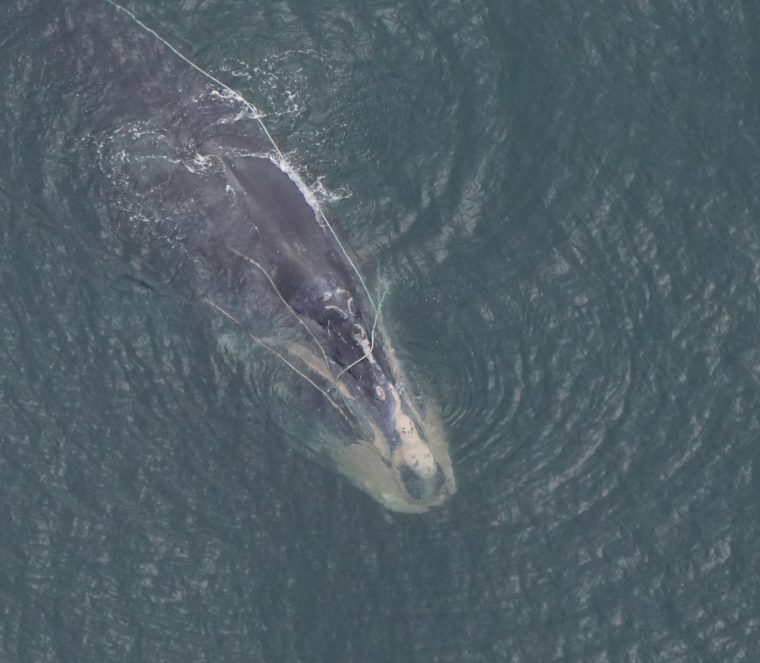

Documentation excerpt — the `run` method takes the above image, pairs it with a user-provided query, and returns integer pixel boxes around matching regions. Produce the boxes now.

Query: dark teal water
[2,1,759,661]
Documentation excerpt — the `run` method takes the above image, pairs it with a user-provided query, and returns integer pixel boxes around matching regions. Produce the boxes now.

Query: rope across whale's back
[101,0,377,314]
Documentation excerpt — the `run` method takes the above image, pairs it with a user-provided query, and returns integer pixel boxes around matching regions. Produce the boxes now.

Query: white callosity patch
[355,330,374,363]
[324,305,348,319]
[321,288,354,324]
[387,384,438,480]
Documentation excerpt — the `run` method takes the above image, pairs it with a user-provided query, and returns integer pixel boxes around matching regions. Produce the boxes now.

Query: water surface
[1,1,759,661]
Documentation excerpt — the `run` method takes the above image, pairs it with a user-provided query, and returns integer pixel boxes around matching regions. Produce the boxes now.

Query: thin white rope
[102,0,376,313]
[227,246,333,376]
[204,297,353,426]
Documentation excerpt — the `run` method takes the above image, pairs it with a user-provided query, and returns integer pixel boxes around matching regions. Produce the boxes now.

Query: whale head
[283,274,456,513]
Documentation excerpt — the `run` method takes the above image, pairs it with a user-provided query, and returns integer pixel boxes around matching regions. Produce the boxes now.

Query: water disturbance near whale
[66,0,455,512]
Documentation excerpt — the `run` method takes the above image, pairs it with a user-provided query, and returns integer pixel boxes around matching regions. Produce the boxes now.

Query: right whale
[60,0,456,512]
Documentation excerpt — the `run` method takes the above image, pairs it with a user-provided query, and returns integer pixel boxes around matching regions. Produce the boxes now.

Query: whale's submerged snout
[280,273,456,513]
[395,442,450,503]
[329,356,456,513]
[387,402,454,507]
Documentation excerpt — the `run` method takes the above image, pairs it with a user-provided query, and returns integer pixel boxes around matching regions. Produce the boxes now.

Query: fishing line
[227,246,333,377]
[204,297,354,427]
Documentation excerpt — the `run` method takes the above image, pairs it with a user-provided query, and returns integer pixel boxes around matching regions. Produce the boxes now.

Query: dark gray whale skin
[47,0,455,511]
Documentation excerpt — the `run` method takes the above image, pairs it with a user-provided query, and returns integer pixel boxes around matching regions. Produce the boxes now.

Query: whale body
[51,0,455,512]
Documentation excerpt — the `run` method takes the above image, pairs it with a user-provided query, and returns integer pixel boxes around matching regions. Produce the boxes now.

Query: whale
[52,0,455,512]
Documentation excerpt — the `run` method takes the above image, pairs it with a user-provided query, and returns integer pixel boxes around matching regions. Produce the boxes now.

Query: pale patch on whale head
[326,373,455,513]
[394,423,437,479]
[385,391,448,504]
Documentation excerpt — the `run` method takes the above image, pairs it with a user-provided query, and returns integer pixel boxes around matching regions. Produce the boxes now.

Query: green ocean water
[1,1,759,661]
